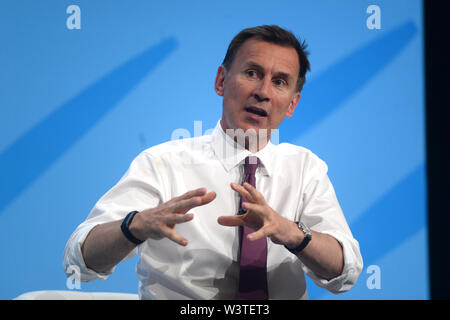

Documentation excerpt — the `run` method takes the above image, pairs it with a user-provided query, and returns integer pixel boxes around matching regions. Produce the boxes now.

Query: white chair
[14,290,139,300]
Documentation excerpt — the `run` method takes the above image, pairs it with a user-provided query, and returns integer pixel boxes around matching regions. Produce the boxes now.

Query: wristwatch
[285,221,312,254]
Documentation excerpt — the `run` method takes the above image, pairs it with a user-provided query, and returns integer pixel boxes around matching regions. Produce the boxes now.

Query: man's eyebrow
[243,61,265,72]
[273,71,291,81]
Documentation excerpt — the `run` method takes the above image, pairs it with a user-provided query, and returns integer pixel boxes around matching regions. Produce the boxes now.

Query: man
[63,25,363,299]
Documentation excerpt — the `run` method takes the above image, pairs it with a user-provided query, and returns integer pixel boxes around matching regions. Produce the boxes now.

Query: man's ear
[285,92,301,118]
[214,65,226,96]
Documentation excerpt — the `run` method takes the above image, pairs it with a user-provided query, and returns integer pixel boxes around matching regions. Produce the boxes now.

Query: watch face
[299,222,311,236]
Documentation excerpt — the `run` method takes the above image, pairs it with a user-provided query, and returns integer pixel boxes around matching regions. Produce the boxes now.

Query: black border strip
[425,0,450,300]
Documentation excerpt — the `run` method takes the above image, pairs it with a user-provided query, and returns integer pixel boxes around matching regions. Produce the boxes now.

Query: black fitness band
[121,211,144,245]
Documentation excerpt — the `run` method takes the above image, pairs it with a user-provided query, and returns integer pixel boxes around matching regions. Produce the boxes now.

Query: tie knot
[244,156,259,175]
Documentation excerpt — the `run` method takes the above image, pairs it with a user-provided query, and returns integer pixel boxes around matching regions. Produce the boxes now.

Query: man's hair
[222,25,311,92]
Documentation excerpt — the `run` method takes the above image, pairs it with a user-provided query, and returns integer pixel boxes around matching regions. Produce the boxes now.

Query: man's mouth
[244,106,268,117]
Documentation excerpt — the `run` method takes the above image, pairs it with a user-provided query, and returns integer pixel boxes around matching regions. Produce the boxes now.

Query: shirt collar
[211,119,274,176]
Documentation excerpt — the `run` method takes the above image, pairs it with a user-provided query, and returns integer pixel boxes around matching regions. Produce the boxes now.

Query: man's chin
[239,117,269,132]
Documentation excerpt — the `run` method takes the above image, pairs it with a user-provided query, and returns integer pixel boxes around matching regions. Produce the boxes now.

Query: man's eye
[273,79,286,86]
[246,70,257,77]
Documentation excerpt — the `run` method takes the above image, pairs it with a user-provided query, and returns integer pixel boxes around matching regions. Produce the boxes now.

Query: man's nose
[253,78,271,102]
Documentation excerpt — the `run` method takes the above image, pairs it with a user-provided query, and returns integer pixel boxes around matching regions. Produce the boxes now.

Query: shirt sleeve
[297,152,363,294]
[62,151,165,282]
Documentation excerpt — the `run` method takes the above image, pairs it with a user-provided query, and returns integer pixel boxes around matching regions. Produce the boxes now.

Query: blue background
[0,0,427,299]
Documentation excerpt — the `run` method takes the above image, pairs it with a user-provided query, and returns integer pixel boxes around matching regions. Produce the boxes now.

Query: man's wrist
[129,211,149,243]
[285,221,305,249]
[285,221,312,254]
[121,211,145,245]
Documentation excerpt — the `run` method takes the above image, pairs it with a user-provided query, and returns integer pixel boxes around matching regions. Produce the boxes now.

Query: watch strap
[285,221,312,254]
[121,211,144,245]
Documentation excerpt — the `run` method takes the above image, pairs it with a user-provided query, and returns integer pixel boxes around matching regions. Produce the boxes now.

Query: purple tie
[237,156,268,300]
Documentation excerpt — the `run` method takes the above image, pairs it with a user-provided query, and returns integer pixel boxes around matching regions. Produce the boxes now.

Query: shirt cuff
[301,230,363,294]
[63,224,115,282]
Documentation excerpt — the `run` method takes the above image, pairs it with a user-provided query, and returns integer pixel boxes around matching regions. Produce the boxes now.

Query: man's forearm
[295,230,344,281]
[81,220,137,274]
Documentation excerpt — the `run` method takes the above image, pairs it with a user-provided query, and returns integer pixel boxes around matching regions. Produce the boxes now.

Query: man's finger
[165,213,194,225]
[181,187,207,199]
[160,225,189,246]
[168,188,207,205]
[243,182,265,203]
[172,191,216,213]
[217,215,244,227]
[231,183,254,202]
[247,225,271,241]
[241,201,266,216]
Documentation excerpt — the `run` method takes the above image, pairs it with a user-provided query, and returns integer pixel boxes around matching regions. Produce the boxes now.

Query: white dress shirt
[63,120,363,299]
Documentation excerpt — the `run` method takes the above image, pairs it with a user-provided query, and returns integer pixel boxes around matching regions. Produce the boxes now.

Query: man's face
[215,39,301,138]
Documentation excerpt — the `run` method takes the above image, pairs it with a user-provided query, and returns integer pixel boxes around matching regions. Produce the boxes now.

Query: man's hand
[82,187,216,274]
[217,182,302,248]
[218,182,345,280]
[131,188,216,246]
